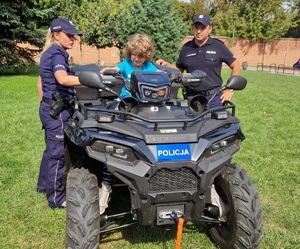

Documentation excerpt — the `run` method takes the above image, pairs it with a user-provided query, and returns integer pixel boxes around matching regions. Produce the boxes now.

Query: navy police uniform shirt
[39,44,74,101]
[176,37,236,91]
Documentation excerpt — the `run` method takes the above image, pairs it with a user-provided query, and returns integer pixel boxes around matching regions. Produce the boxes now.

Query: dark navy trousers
[37,102,69,208]
[206,91,223,109]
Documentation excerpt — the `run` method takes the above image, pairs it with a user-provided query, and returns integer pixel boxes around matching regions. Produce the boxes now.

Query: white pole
[232,17,236,51]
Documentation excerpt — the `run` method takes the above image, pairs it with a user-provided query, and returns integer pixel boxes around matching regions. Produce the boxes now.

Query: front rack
[75,101,236,131]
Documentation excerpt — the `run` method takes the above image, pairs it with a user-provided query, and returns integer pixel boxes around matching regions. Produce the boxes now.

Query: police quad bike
[64,64,263,249]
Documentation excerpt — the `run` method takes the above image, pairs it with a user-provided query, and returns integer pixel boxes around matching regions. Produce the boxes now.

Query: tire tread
[209,163,263,249]
[65,168,100,249]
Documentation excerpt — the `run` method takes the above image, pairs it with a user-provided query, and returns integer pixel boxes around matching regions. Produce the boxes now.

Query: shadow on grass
[99,187,215,248]
[0,63,39,76]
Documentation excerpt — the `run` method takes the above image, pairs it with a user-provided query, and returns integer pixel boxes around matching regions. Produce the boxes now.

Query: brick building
[31,37,300,69]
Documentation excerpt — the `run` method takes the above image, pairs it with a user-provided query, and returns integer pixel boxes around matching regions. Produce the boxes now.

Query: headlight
[90,140,138,162]
[141,85,170,102]
[210,135,238,154]
[130,72,171,103]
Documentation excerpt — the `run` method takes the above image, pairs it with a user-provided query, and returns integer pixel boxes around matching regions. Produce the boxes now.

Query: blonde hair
[123,34,154,61]
[38,28,55,64]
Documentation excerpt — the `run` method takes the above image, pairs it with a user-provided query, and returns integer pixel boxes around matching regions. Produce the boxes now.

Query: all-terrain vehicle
[64,65,263,249]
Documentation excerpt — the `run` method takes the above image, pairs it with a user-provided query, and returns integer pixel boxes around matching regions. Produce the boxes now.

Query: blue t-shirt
[117,59,158,97]
[39,44,74,101]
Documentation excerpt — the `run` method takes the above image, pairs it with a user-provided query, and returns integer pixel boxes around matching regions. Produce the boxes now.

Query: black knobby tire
[64,144,74,173]
[208,163,263,249]
[66,168,100,249]
[64,136,85,173]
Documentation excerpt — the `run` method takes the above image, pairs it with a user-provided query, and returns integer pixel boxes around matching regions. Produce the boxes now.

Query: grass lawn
[0,69,299,248]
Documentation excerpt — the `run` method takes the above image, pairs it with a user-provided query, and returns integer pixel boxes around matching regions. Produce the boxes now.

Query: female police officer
[157,14,240,108]
[36,18,82,208]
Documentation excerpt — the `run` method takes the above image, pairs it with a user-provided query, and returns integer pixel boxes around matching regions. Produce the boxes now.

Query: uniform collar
[51,43,69,58]
[191,36,212,47]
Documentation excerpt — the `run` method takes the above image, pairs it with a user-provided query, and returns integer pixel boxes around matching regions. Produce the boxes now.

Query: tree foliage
[58,0,133,49]
[283,0,300,37]
[209,0,298,42]
[0,0,58,73]
[56,0,300,43]
[173,0,209,26]
[116,0,189,63]
[2,0,300,75]
[59,0,189,63]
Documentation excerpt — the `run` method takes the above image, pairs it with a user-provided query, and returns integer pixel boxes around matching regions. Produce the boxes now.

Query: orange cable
[175,217,184,249]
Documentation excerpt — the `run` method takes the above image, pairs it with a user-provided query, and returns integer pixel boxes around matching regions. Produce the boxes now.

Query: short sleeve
[176,49,186,71]
[217,41,236,66]
[117,60,126,74]
[52,53,68,73]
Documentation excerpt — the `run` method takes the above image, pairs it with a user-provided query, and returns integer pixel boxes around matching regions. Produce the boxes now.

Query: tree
[117,0,189,63]
[175,0,210,23]
[59,0,133,49]
[0,0,59,73]
[283,0,300,37]
[209,0,298,42]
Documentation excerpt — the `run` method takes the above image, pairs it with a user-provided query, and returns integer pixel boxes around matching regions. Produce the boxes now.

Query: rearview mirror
[78,71,106,89]
[225,75,247,90]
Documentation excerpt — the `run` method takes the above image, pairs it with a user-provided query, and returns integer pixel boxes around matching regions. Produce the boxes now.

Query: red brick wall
[68,43,120,66]
[182,36,300,68]
[29,37,300,68]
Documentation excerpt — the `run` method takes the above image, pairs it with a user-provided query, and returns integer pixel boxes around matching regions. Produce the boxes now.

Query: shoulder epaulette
[211,37,225,44]
[182,39,196,48]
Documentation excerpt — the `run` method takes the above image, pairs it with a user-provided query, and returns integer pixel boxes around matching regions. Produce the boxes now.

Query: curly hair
[123,34,154,61]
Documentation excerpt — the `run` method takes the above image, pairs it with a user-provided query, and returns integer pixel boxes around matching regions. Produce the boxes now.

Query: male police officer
[157,14,240,108]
